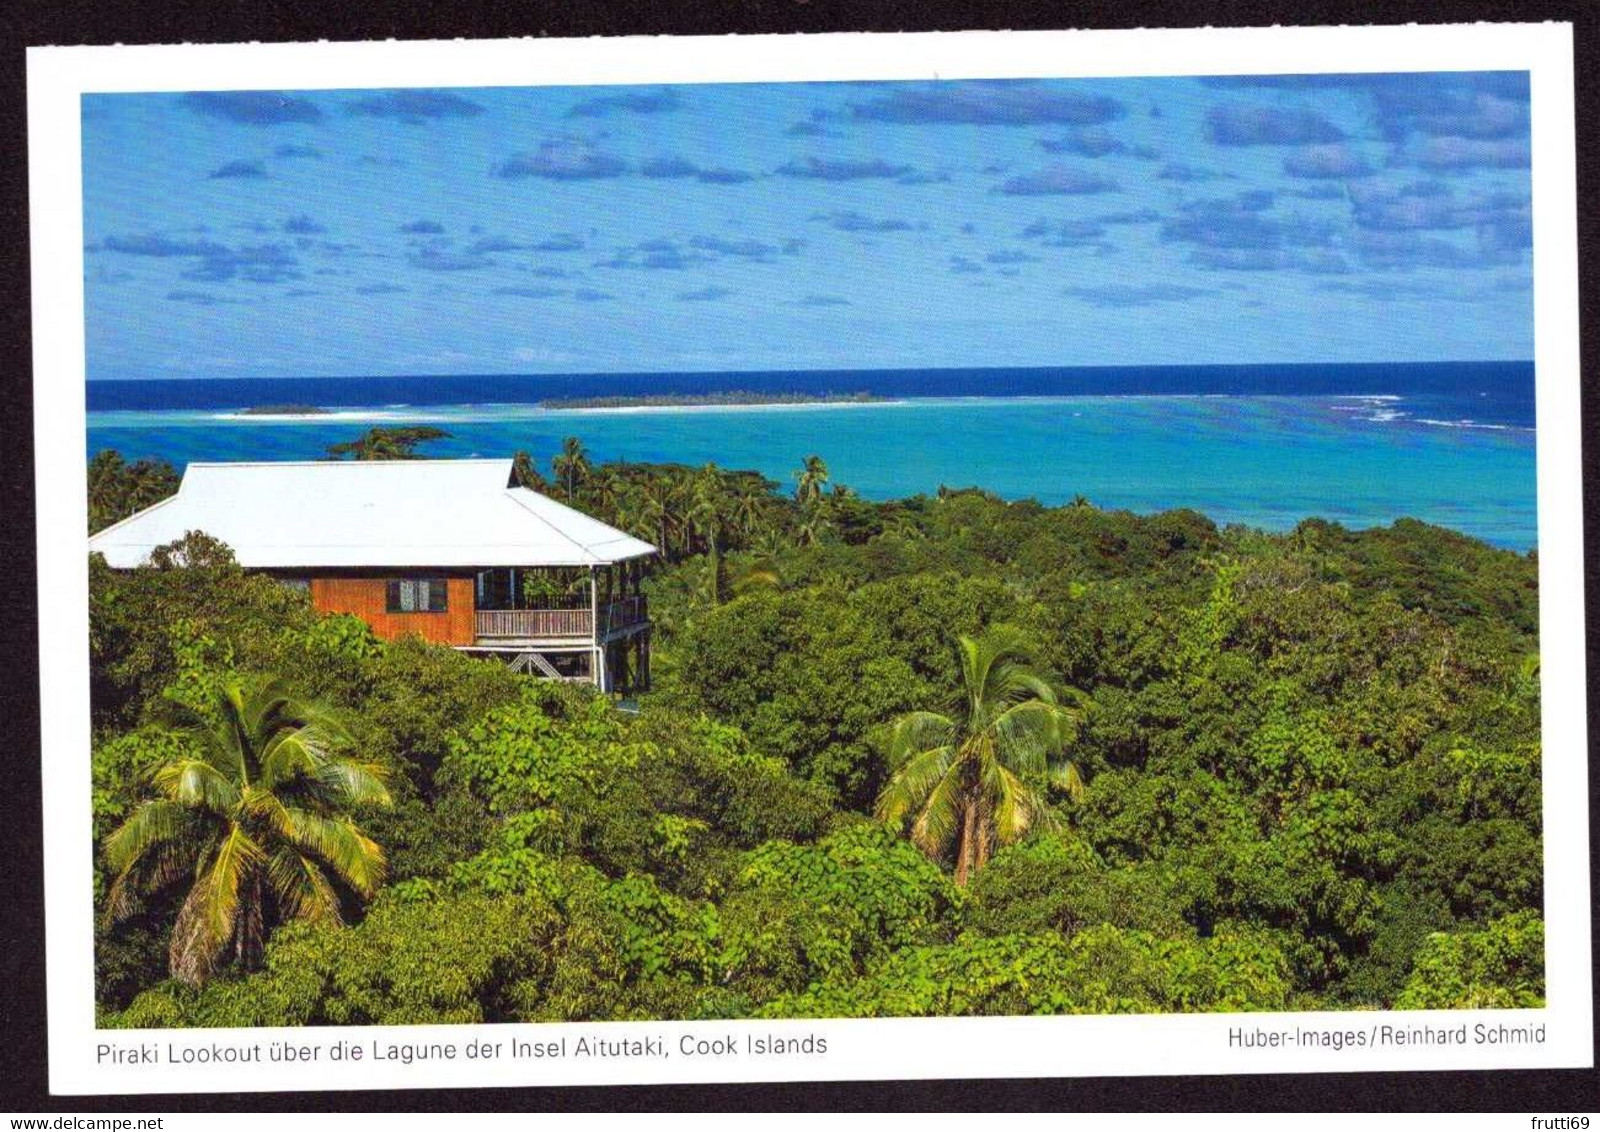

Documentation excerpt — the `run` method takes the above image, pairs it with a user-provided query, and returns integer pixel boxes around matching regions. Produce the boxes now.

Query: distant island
[238,404,330,416]
[540,391,887,410]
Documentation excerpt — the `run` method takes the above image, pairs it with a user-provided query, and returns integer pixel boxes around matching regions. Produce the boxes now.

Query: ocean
[85,362,1538,551]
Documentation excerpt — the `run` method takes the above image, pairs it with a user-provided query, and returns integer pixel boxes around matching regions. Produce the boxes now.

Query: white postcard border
[27,22,1590,1095]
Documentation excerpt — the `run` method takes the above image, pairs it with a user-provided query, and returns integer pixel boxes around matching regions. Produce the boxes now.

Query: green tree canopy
[324,426,452,461]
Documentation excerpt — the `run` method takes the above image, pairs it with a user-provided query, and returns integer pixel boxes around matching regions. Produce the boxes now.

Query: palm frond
[141,841,194,897]
[276,808,386,897]
[177,723,244,780]
[243,676,349,763]
[241,676,299,732]
[991,667,1059,710]
[909,763,965,860]
[267,847,344,927]
[168,886,225,988]
[1054,683,1095,713]
[102,799,191,874]
[1051,759,1088,804]
[984,761,1044,847]
[957,626,1048,720]
[240,783,292,831]
[988,699,1069,777]
[313,757,392,808]
[883,710,956,770]
[979,622,1039,661]
[102,868,143,926]
[292,700,353,745]
[102,839,196,927]
[184,678,251,786]
[257,725,331,789]
[953,634,988,720]
[150,758,239,813]
[202,825,263,949]
[875,743,956,827]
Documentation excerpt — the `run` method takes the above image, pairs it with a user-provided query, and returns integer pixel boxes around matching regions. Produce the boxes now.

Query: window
[386,578,448,613]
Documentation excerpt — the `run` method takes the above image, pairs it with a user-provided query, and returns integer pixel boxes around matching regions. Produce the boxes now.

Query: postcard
[25,20,1591,1097]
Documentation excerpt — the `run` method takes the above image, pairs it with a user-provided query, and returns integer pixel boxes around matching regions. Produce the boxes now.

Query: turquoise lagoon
[87,392,1538,550]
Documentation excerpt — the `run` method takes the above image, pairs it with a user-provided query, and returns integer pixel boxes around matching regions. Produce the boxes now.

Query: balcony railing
[474,597,648,642]
[475,607,592,640]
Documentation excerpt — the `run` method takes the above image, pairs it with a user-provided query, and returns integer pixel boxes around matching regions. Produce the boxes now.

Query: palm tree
[102,675,390,986]
[694,545,728,608]
[87,449,130,531]
[793,454,830,508]
[587,467,624,524]
[551,437,592,502]
[512,449,550,492]
[640,477,680,558]
[688,463,725,556]
[88,450,181,533]
[732,482,772,544]
[611,487,650,544]
[796,508,831,548]
[876,628,1087,886]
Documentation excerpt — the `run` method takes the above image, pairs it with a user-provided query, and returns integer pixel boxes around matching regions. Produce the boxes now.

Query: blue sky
[81,73,1533,379]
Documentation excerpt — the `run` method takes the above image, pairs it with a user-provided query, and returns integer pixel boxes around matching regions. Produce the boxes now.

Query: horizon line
[86,358,1537,383]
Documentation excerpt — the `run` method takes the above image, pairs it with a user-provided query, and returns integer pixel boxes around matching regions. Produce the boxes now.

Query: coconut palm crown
[103,675,391,986]
[793,454,830,508]
[552,436,593,501]
[875,628,1087,885]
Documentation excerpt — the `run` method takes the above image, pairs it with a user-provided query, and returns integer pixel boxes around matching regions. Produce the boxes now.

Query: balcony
[473,596,647,644]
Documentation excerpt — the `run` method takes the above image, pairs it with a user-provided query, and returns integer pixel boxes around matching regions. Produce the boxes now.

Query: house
[86,458,657,692]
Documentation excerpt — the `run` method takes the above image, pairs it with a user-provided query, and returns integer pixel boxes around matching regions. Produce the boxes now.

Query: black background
[1,0,1596,1113]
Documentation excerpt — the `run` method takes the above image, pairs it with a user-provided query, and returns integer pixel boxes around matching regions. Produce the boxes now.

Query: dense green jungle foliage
[89,437,1545,1025]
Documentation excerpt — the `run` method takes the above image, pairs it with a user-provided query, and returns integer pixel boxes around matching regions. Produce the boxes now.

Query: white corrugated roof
[87,459,657,569]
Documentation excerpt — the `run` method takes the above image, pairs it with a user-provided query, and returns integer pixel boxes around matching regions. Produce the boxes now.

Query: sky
[81,73,1534,380]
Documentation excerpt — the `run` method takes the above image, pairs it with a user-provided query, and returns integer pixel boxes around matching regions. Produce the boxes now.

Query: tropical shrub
[1394,911,1546,1009]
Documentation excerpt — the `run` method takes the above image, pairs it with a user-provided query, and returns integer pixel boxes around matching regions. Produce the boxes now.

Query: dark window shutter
[386,580,402,612]
[428,579,448,612]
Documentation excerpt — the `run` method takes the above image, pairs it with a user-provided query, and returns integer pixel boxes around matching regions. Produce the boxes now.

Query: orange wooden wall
[310,575,476,645]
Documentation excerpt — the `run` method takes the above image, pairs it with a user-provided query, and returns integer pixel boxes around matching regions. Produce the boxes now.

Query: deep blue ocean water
[85,362,1538,550]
